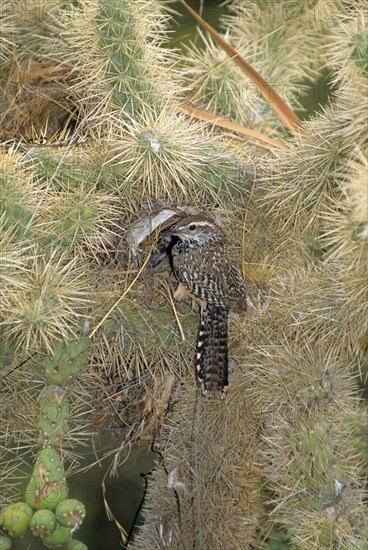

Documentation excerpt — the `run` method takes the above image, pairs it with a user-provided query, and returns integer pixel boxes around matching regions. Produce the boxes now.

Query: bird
[162,212,253,399]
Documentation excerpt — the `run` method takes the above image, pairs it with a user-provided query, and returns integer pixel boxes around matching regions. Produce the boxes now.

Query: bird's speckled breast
[172,242,247,312]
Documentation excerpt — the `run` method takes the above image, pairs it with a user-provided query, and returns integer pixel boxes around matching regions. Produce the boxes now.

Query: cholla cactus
[0,1,366,549]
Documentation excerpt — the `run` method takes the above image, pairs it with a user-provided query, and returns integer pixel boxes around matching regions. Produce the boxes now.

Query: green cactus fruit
[41,522,71,547]
[0,536,12,550]
[55,499,86,528]
[67,540,88,550]
[25,449,69,510]
[43,338,91,385]
[30,509,57,537]
[350,30,368,73]
[37,385,70,446]
[0,502,33,538]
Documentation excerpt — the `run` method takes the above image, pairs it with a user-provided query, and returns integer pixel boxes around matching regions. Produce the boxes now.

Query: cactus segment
[67,540,88,550]
[96,1,154,115]
[0,535,12,550]
[41,522,72,547]
[200,155,253,196]
[30,509,57,537]
[25,449,69,510]
[37,385,70,446]
[350,31,368,73]
[43,339,91,385]
[0,502,33,538]
[33,154,97,192]
[55,499,86,528]
[0,172,33,239]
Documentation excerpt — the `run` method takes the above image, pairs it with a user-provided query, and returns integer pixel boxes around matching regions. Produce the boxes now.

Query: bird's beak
[161,225,177,240]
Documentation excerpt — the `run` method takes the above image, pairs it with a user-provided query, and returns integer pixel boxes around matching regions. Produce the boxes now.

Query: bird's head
[162,214,224,248]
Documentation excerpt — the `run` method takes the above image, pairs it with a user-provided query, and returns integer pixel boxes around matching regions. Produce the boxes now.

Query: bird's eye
[189,224,196,231]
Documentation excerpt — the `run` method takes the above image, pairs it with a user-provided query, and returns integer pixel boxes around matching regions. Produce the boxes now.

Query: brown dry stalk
[178,0,304,134]
[180,103,287,150]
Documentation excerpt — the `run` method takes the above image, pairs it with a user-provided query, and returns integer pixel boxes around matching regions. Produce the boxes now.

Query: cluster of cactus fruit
[0,0,367,549]
[0,497,86,549]
[0,339,90,548]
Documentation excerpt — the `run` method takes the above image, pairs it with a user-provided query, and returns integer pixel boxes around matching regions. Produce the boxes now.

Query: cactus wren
[163,213,249,399]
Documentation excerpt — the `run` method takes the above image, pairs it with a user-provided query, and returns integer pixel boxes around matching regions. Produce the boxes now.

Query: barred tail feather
[197,303,229,399]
